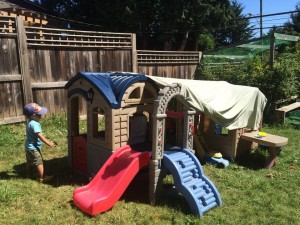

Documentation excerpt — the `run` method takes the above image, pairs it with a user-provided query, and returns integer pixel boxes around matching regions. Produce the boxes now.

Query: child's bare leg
[37,164,44,179]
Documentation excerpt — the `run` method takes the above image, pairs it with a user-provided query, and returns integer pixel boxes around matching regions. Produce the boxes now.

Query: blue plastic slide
[163,148,222,217]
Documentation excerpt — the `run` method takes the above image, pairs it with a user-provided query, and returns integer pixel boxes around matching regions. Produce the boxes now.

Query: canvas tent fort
[148,76,267,130]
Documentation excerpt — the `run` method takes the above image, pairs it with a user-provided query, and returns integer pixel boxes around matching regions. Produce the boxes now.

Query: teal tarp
[286,110,300,126]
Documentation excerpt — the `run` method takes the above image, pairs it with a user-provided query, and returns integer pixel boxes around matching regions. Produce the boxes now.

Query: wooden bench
[240,131,288,169]
[275,102,300,124]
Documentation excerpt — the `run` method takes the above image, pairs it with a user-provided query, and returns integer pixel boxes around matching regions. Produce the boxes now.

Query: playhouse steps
[163,149,222,217]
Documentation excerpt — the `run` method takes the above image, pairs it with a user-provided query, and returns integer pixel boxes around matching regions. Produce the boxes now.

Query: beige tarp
[148,76,267,130]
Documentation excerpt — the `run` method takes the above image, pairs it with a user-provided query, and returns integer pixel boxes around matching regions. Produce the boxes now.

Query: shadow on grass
[0,156,89,187]
[235,148,268,170]
[119,168,150,204]
[0,150,268,216]
[120,168,192,215]
[157,187,193,215]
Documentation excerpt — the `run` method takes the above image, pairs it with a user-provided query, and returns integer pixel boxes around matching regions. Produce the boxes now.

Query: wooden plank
[69,50,76,76]
[1,38,11,74]
[0,38,19,75]
[31,81,67,89]
[14,81,23,116]
[2,83,10,118]
[38,49,47,82]
[60,88,68,114]
[64,50,72,79]
[89,50,98,72]
[240,131,288,147]
[53,89,63,115]
[16,16,32,103]
[49,50,59,81]
[32,89,42,108]
[7,82,16,117]
[0,83,4,119]
[59,50,68,80]
[0,30,17,35]
[131,33,137,73]
[83,50,93,71]
[75,50,84,73]
[0,115,25,125]
[4,83,23,120]
[0,38,4,74]
[0,74,22,81]
[277,102,300,112]
[43,49,54,113]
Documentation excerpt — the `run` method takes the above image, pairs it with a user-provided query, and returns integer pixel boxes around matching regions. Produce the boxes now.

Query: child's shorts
[26,150,43,166]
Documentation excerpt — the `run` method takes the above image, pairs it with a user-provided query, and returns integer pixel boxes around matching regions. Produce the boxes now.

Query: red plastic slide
[73,145,150,216]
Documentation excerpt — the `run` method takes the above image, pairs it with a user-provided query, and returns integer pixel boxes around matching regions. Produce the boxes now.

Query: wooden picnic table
[240,131,288,169]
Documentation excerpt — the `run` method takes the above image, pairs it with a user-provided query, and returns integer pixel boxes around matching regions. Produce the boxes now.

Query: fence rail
[137,50,201,64]
[25,26,133,48]
[0,15,16,34]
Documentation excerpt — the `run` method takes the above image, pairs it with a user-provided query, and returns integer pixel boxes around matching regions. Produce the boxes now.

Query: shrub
[199,45,300,103]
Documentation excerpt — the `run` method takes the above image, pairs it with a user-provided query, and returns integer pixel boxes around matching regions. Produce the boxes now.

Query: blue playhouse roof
[65,72,159,109]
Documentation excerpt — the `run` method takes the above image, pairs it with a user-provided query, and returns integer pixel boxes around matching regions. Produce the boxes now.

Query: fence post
[16,16,32,104]
[131,33,138,73]
[269,33,275,70]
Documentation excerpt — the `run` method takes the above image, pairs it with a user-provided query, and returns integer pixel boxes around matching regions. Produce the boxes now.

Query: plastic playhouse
[65,72,225,217]
[65,72,287,216]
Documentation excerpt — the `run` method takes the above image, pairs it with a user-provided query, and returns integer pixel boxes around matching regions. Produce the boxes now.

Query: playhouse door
[72,135,87,174]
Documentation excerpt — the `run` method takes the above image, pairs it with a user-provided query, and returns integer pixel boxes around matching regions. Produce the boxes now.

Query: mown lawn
[0,115,299,225]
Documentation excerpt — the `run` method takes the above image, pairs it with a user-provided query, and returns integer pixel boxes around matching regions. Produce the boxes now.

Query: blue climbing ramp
[163,148,222,217]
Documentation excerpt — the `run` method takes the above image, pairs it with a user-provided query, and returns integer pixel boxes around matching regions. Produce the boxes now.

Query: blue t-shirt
[25,119,43,151]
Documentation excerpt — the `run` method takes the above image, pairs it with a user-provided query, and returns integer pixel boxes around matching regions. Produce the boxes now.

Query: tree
[213,0,255,47]
[286,2,300,34]
[155,0,233,51]
[268,2,300,36]
[32,0,241,51]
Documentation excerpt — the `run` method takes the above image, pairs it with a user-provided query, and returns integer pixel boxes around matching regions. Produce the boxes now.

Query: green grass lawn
[0,115,299,225]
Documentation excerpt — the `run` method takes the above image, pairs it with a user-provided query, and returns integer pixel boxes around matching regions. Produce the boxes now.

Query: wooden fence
[0,16,23,124]
[0,15,202,125]
[137,50,201,79]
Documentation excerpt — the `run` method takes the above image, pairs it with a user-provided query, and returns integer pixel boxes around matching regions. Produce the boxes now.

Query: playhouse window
[70,96,87,135]
[128,87,141,99]
[92,107,106,140]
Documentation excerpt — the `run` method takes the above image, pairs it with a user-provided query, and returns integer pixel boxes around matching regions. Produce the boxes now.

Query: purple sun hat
[23,103,48,116]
